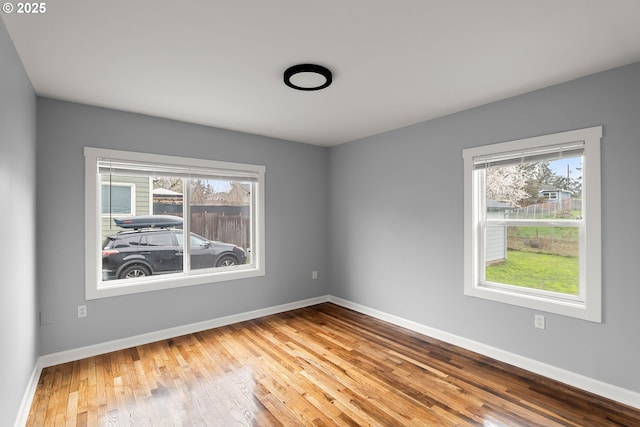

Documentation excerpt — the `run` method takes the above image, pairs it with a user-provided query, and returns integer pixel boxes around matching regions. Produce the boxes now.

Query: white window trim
[101,182,136,216]
[463,126,602,322]
[85,147,266,300]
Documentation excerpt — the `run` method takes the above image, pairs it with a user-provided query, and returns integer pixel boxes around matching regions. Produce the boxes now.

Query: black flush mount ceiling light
[284,64,332,91]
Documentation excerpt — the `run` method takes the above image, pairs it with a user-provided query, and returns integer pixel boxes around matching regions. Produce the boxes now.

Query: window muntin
[463,127,601,322]
[85,147,265,300]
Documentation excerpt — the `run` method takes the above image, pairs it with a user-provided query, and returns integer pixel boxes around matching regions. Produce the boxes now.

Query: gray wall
[0,19,38,427]
[328,62,640,393]
[36,98,329,354]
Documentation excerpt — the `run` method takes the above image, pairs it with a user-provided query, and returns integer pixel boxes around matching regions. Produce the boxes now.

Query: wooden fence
[153,211,250,249]
[154,203,251,249]
[190,212,250,249]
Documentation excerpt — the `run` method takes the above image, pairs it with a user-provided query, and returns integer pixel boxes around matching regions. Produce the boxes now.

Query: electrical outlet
[78,305,87,318]
[534,314,545,330]
[312,271,318,280]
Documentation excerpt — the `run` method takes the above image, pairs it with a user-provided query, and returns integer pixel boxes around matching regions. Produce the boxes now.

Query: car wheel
[119,264,151,279]
[216,255,238,267]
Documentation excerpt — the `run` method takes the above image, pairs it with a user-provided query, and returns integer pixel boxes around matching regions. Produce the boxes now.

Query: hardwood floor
[27,303,640,426]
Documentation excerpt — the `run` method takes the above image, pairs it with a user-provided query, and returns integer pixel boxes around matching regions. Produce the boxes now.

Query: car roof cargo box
[114,215,183,229]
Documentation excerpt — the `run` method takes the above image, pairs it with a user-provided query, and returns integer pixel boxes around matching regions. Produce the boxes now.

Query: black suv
[102,216,247,280]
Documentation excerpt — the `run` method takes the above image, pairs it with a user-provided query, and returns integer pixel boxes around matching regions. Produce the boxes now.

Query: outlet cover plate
[534,314,545,329]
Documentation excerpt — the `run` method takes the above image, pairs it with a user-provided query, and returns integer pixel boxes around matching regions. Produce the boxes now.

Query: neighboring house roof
[538,184,571,194]
[153,188,182,196]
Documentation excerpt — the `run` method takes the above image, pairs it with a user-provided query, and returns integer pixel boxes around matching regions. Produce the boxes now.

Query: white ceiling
[3,1,640,146]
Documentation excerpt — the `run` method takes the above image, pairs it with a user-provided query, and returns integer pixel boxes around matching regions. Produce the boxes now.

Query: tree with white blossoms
[485,165,529,206]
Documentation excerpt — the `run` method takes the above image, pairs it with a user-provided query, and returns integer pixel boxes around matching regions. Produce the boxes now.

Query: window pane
[188,178,250,270]
[485,155,582,220]
[101,174,184,282]
[485,225,579,295]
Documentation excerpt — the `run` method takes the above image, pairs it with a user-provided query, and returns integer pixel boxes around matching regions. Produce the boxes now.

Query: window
[463,127,602,322]
[101,183,135,215]
[85,147,265,299]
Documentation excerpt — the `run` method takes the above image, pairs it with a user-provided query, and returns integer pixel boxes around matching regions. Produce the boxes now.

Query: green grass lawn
[508,225,578,240]
[485,250,578,295]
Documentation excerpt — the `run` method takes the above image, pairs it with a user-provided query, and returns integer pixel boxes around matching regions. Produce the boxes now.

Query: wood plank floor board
[26,303,640,426]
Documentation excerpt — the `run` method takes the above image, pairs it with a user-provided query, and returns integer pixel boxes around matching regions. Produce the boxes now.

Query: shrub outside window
[85,147,265,300]
[463,127,602,322]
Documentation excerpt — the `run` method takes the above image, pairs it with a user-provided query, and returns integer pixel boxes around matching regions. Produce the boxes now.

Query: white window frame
[85,147,266,300]
[463,126,602,322]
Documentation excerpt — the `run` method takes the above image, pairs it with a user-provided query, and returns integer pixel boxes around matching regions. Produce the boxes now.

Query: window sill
[87,267,265,300]
[464,283,600,322]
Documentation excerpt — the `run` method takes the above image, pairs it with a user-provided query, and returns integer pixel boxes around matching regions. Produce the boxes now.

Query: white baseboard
[16,293,639,426]
[14,362,42,427]
[328,295,640,410]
